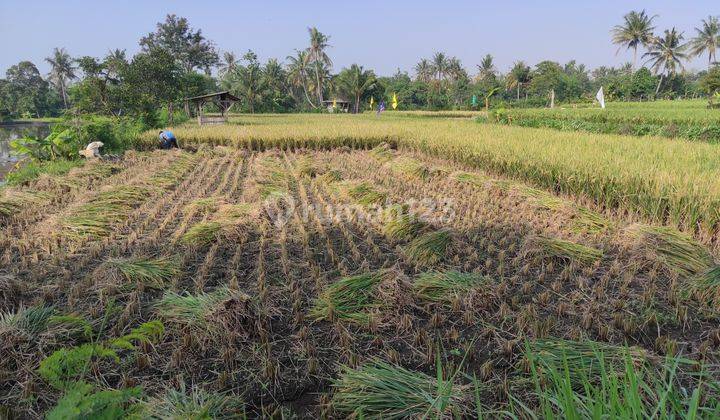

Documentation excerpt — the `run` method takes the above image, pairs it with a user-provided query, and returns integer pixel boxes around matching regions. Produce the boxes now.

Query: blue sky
[1,0,717,77]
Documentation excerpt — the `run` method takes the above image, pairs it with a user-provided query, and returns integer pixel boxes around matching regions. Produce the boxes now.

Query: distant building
[321,98,350,113]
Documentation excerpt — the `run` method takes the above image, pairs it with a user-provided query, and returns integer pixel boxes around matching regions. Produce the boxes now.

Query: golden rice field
[140,114,720,251]
[2,142,720,417]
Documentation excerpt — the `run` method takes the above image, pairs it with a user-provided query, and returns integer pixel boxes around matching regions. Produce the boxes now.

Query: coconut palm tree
[287,50,316,108]
[689,16,720,68]
[612,10,657,70]
[445,57,466,81]
[414,59,433,83]
[431,52,448,80]
[476,54,496,81]
[336,64,376,113]
[305,27,332,105]
[219,52,239,79]
[506,61,531,100]
[643,28,689,94]
[45,47,76,109]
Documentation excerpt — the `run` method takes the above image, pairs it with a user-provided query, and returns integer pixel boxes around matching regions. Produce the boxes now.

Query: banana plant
[10,128,76,162]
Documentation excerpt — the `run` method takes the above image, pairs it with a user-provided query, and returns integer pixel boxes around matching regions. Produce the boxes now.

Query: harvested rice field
[2,144,720,418]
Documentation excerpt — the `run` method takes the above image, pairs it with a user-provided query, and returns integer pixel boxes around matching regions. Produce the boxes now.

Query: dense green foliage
[46,381,142,420]
[1,12,717,122]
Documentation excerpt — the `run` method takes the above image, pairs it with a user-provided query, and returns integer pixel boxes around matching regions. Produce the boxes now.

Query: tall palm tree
[287,50,316,108]
[643,28,689,94]
[476,54,496,81]
[305,27,332,105]
[612,10,657,70]
[104,49,127,80]
[506,61,531,100]
[45,47,76,109]
[689,16,720,68]
[431,52,448,80]
[414,59,433,83]
[219,52,239,79]
[336,64,376,113]
[445,57,466,81]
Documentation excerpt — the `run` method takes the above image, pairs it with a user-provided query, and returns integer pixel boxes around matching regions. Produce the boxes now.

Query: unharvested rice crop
[139,114,720,250]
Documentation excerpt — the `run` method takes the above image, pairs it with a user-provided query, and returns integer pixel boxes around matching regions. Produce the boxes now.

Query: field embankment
[141,114,720,251]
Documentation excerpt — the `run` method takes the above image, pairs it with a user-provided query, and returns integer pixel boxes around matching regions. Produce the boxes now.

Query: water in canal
[0,122,51,182]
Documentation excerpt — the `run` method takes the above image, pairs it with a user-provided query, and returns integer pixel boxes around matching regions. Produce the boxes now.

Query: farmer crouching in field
[159,130,179,149]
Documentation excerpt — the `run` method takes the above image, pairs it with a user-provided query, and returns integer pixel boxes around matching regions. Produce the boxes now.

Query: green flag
[471,95,478,106]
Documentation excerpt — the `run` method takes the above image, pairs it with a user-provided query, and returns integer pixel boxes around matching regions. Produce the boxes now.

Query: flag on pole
[391,93,398,110]
[596,87,605,109]
[332,98,337,108]
[471,95,477,107]
[370,96,374,110]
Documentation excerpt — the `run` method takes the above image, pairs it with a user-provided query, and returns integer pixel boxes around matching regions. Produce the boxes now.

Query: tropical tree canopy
[612,10,657,68]
[139,14,219,74]
[689,16,720,67]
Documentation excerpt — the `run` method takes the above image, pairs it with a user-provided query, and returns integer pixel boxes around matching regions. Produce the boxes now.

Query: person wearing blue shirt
[159,130,179,149]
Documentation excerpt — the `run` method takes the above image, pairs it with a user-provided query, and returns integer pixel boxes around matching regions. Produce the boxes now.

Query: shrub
[47,381,142,420]
[38,344,119,389]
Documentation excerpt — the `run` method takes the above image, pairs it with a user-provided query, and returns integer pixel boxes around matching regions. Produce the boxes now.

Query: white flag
[596,87,606,109]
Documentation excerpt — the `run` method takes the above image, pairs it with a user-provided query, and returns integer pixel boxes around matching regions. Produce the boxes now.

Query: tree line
[1,11,719,121]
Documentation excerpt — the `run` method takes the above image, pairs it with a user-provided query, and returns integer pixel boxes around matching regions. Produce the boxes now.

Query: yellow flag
[391,93,398,110]
[332,98,337,108]
[370,96,374,109]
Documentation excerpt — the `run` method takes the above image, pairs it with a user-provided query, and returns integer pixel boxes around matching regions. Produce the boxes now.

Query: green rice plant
[147,153,197,189]
[512,338,720,418]
[184,197,220,214]
[391,157,432,180]
[181,221,224,247]
[453,171,488,187]
[370,141,395,162]
[110,320,165,350]
[0,189,51,218]
[689,265,720,305]
[630,225,714,278]
[381,204,429,242]
[254,157,290,199]
[38,344,120,389]
[332,358,469,419]
[155,287,230,330]
[571,207,614,234]
[47,381,143,420]
[345,181,388,207]
[101,256,181,289]
[526,339,648,383]
[143,384,244,419]
[524,235,603,265]
[516,186,567,211]
[216,203,254,220]
[0,305,56,336]
[46,314,94,339]
[402,229,453,267]
[1,306,93,341]
[60,185,153,240]
[295,155,324,178]
[318,169,343,184]
[413,270,491,304]
[310,270,391,325]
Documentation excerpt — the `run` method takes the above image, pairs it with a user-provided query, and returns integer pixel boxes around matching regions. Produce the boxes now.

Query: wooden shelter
[321,98,350,113]
[184,91,241,125]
